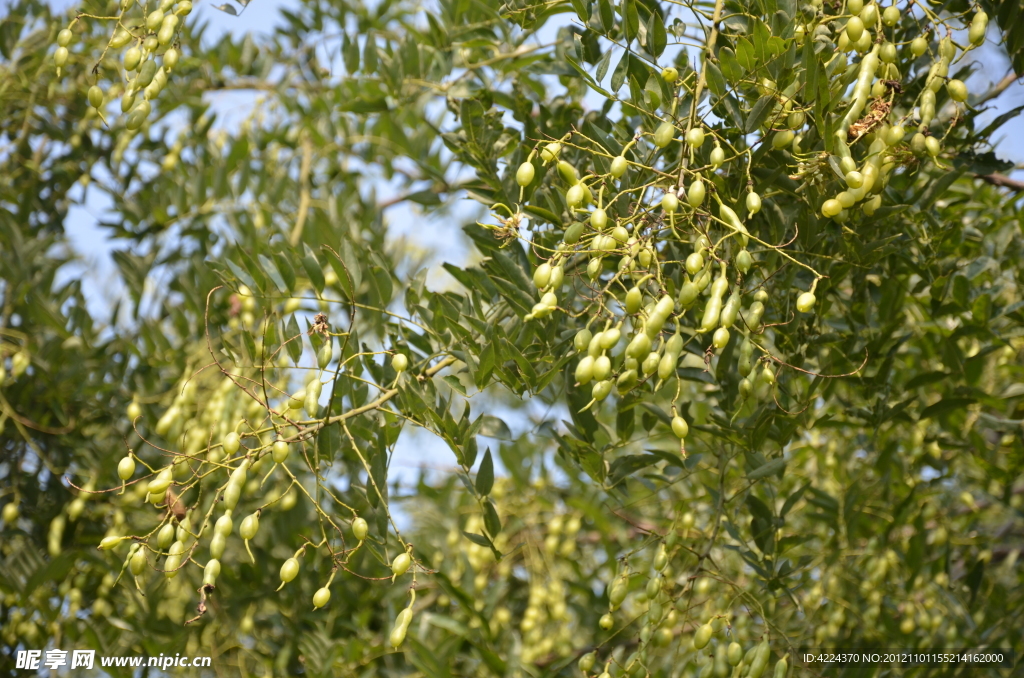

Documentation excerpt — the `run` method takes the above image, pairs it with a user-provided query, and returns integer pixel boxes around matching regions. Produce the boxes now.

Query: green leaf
[647,13,667,57]
[482,498,501,536]
[747,456,786,480]
[745,95,775,133]
[476,449,494,495]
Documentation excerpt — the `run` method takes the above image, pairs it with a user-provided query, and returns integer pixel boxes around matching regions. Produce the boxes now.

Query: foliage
[1,0,1023,675]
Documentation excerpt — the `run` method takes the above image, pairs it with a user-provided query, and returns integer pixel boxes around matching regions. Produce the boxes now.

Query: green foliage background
[1,0,1023,675]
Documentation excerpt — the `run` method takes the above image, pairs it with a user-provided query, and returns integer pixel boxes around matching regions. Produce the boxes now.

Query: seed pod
[87,85,103,108]
[685,252,704,275]
[313,587,331,609]
[969,11,988,45]
[391,551,412,577]
[317,340,333,369]
[239,512,259,540]
[516,161,535,186]
[662,193,679,213]
[575,356,595,384]
[745,300,765,329]
[222,431,241,455]
[654,121,675,147]
[610,155,628,178]
[821,199,842,218]
[540,142,561,162]
[54,46,68,67]
[280,557,299,583]
[574,329,593,352]
[882,5,899,25]
[772,130,794,149]
[746,191,761,215]
[600,327,621,349]
[720,293,741,329]
[352,517,368,540]
[709,146,725,168]
[693,623,713,649]
[210,532,226,559]
[163,47,179,70]
[271,440,290,463]
[566,184,585,209]
[608,576,628,609]
[117,456,136,480]
[671,416,689,439]
[657,351,679,381]
[110,27,132,49]
[728,642,743,666]
[735,249,753,274]
[592,379,613,401]
[910,36,927,57]
[947,79,968,102]
[223,481,241,510]
[700,295,723,333]
[563,221,584,244]
[616,369,637,392]
[642,351,660,376]
[626,332,651,360]
[532,262,551,289]
[796,291,816,313]
[579,652,596,672]
[130,548,147,575]
[592,355,612,382]
[392,353,409,372]
[685,127,705,148]
[99,536,123,551]
[713,327,730,349]
[57,28,73,47]
[687,178,706,207]
[773,656,788,678]
[214,512,233,537]
[204,558,221,585]
[625,287,642,314]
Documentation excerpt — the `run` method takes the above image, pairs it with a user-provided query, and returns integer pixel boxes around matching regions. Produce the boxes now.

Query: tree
[1,0,1023,675]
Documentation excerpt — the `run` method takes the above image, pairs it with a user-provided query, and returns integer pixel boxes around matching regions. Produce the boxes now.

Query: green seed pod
[685,127,705,148]
[313,587,331,609]
[760,363,776,386]
[625,286,642,314]
[117,456,136,480]
[720,293,741,328]
[678,281,698,307]
[610,155,628,178]
[772,130,795,149]
[662,193,679,213]
[728,642,743,666]
[563,221,584,244]
[99,536,123,551]
[574,329,593,352]
[709,146,725,168]
[575,356,595,384]
[739,377,753,399]
[925,136,941,157]
[146,8,164,31]
[599,612,614,629]
[164,542,184,578]
[516,161,535,186]
[566,184,585,209]
[391,552,412,577]
[121,91,136,113]
[593,355,612,381]
[600,327,621,349]
[693,623,713,649]
[272,440,290,463]
[557,160,578,184]
[713,326,730,349]
[745,300,765,329]
[910,36,927,57]
[657,351,679,380]
[214,512,233,537]
[859,3,877,25]
[592,379,613,401]
[773,656,788,678]
[223,481,241,510]
[616,368,638,392]
[88,85,103,108]
[671,415,688,439]
[204,558,221,586]
[735,249,753,274]
[578,652,596,672]
[591,207,608,231]
[533,262,552,289]
[156,523,175,549]
[821,199,842,218]
[653,121,675,147]
[969,11,988,45]
[57,28,73,47]
[845,17,864,43]
[685,251,704,275]
[280,557,299,583]
[352,517,368,540]
[626,332,651,360]
[210,532,226,559]
[164,47,180,70]
[700,295,723,333]
[608,576,628,609]
[787,110,805,129]
[642,351,660,376]
[130,548,147,575]
[882,5,899,25]
[317,340,333,369]
[587,333,604,357]
[746,191,761,215]
[110,27,132,49]
[136,60,158,88]
[239,512,259,540]
[947,79,968,102]
[222,431,241,455]
[540,142,561,162]
[54,46,69,67]
[687,178,706,207]
[796,291,816,313]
